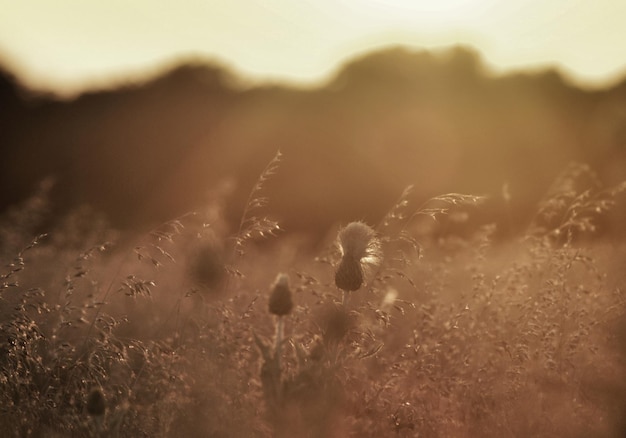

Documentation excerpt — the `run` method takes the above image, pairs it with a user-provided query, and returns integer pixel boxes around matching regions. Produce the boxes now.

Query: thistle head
[334,221,381,292]
[86,387,106,417]
[268,273,293,316]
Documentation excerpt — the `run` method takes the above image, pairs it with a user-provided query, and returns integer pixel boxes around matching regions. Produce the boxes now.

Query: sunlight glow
[0,0,624,95]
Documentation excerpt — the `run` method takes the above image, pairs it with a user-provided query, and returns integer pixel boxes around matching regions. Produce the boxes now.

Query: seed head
[86,387,106,417]
[335,222,381,292]
[188,240,226,293]
[268,273,293,316]
[322,306,354,343]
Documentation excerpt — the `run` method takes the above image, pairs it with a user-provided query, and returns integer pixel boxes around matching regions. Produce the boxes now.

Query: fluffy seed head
[381,287,398,311]
[335,222,381,291]
[268,273,293,316]
[337,222,380,263]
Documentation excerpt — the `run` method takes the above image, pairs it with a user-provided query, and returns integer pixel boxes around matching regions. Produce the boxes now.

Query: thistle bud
[335,255,363,292]
[268,273,293,316]
[334,222,381,292]
[322,306,353,343]
[86,387,106,417]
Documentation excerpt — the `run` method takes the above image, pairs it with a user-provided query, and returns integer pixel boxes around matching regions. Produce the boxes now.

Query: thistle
[256,273,294,431]
[334,222,381,296]
[86,387,106,417]
[86,387,106,437]
[269,273,292,371]
[268,273,293,317]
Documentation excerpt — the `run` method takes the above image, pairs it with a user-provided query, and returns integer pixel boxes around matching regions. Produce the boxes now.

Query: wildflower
[269,273,293,316]
[86,387,106,417]
[322,306,354,343]
[188,239,226,293]
[263,273,292,410]
[335,221,381,292]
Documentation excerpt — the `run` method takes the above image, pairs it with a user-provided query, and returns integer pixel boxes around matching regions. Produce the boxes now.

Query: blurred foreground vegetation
[1,161,626,437]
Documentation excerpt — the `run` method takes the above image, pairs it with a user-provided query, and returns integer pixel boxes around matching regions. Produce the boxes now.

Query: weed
[0,159,625,437]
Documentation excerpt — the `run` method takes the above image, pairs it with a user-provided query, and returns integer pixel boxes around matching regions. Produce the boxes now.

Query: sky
[0,0,625,97]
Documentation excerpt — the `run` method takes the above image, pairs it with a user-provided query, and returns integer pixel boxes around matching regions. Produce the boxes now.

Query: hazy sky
[0,0,625,96]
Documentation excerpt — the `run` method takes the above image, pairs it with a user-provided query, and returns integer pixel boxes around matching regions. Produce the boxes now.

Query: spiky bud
[335,255,363,292]
[268,273,293,316]
[334,222,381,292]
[322,306,353,343]
[86,387,106,417]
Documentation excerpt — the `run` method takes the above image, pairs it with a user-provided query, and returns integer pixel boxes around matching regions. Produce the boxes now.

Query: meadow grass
[1,158,625,437]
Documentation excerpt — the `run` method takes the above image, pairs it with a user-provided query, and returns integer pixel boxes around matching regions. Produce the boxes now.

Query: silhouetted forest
[1,46,625,240]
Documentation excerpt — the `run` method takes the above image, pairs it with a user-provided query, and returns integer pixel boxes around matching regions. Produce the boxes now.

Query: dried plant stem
[232,150,282,259]
[274,316,284,373]
[237,151,281,236]
[91,416,104,438]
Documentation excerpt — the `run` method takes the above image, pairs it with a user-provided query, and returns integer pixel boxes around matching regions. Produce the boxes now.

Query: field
[1,158,626,437]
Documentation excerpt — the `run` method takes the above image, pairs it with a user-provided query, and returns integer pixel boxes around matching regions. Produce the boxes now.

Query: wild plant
[232,150,282,259]
[529,162,626,243]
[334,221,382,302]
[0,185,247,436]
[1,157,626,437]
